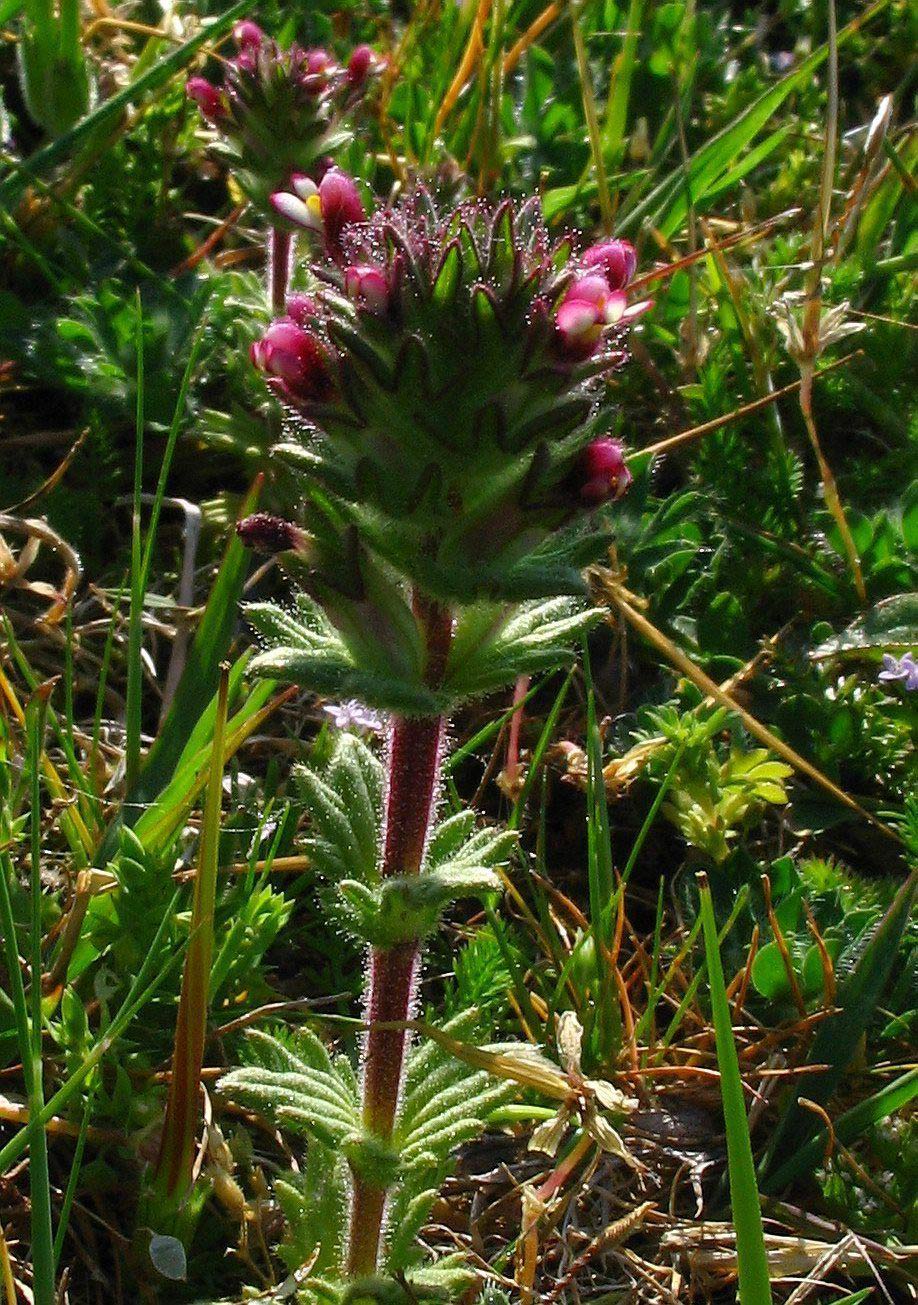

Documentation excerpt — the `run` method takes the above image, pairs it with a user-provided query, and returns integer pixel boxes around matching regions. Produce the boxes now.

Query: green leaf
[219,1028,361,1151]
[295,733,383,889]
[445,597,602,699]
[812,592,918,658]
[247,595,446,714]
[751,941,794,1001]
[387,1013,514,1273]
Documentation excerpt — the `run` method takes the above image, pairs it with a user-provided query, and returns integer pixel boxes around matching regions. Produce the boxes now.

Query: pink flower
[346,44,375,87]
[317,169,365,260]
[233,19,264,52]
[250,318,334,405]
[306,47,334,75]
[581,239,637,290]
[186,76,226,122]
[556,296,604,358]
[344,263,389,312]
[270,169,365,262]
[299,46,337,91]
[578,439,632,504]
[557,274,653,355]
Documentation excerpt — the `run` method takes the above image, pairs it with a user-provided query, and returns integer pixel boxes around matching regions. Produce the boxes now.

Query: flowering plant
[227,183,649,1300]
[186,22,380,213]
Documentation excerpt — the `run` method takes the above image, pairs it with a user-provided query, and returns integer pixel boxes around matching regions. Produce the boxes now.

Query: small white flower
[321,699,385,734]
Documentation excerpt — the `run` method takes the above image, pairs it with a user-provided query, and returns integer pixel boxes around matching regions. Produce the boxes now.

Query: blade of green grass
[125,291,145,794]
[698,871,771,1305]
[52,1091,94,1271]
[444,675,545,776]
[654,884,750,1059]
[132,676,278,857]
[616,0,889,238]
[600,0,645,170]
[508,668,574,832]
[154,664,228,1202]
[0,888,185,1176]
[621,740,686,884]
[581,640,620,1065]
[26,691,54,1305]
[90,576,126,806]
[138,310,211,599]
[2,619,98,846]
[128,475,264,816]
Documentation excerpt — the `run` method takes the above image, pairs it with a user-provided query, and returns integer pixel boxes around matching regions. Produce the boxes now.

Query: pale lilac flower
[322,700,385,733]
[878,652,918,691]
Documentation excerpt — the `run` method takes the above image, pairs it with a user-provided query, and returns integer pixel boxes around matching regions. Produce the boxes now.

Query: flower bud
[250,318,334,405]
[284,293,319,326]
[578,439,632,504]
[237,513,309,554]
[317,169,365,261]
[233,20,264,52]
[186,76,226,122]
[344,263,389,312]
[346,44,374,87]
[300,46,336,92]
[306,47,334,75]
[581,239,637,290]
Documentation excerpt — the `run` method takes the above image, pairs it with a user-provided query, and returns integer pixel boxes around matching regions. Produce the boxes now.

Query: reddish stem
[504,672,531,790]
[269,227,292,314]
[346,597,452,1279]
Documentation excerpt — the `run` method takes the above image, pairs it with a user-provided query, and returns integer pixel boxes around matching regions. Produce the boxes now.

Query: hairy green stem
[346,597,452,1279]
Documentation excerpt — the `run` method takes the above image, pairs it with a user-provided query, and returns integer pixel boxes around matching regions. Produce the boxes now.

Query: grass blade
[616,0,889,237]
[125,291,145,793]
[154,664,229,1203]
[0,888,185,1176]
[26,691,54,1305]
[697,871,771,1305]
[764,1069,918,1192]
[129,475,264,814]
[581,640,620,1065]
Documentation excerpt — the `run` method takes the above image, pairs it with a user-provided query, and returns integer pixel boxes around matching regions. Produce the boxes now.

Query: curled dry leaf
[0,513,81,626]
